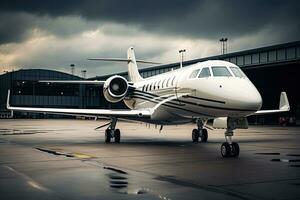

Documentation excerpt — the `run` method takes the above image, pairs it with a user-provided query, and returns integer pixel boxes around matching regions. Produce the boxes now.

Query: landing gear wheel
[105,129,112,143]
[192,129,199,142]
[221,142,231,157]
[114,129,121,143]
[200,129,208,142]
[231,142,240,157]
[221,142,240,158]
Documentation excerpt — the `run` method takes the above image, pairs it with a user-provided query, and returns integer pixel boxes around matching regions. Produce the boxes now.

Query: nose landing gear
[221,130,239,157]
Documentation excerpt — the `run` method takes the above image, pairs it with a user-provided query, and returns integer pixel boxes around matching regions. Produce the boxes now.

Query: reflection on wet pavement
[1,119,300,200]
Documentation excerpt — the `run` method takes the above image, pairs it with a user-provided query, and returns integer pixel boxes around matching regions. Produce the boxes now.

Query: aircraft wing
[251,92,290,115]
[6,90,151,119]
[39,80,105,84]
[38,79,135,87]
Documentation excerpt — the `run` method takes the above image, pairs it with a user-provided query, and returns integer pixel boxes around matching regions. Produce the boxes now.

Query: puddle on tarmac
[104,166,128,174]
[289,182,300,186]
[36,147,248,199]
[0,128,75,136]
[289,165,300,168]
[255,153,280,155]
[286,154,300,157]
[0,128,45,135]
[271,159,300,163]
[36,147,75,157]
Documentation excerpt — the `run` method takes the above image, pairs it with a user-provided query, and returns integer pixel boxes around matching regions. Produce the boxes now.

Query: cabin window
[198,67,211,78]
[162,79,166,88]
[189,69,200,78]
[171,76,176,86]
[153,82,156,90]
[229,67,246,78]
[149,83,152,91]
[211,66,232,77]
[142,85,145,91]
[157,80,161,89]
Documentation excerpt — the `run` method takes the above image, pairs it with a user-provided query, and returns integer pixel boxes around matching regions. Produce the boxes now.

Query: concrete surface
[0,119,300,200]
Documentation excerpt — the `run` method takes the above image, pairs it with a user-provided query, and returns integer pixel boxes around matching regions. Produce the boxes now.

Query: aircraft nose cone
[235,83,262,111]
[243,90,262,111]
[224,79,262,111]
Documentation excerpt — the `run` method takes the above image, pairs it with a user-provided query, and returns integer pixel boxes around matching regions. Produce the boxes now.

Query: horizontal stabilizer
[88,58,161,65]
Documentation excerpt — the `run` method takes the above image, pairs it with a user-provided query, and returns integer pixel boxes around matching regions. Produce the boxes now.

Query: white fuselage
[124,60,262,124]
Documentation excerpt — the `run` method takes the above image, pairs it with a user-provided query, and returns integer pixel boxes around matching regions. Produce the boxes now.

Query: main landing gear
[192,119,208,143]
[221,122,240,158]
[104,117,121,143]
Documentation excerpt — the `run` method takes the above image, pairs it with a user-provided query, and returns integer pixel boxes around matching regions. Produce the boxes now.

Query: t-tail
[127,47,143,82]
[88,47,160,83]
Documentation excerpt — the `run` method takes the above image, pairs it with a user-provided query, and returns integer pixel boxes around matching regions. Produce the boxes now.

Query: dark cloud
[0,0,299,44]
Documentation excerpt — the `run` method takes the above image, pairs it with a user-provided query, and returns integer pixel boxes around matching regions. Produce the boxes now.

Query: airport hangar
[0,41,299,125]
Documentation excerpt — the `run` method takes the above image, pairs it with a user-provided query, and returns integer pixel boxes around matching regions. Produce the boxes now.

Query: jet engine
[103,75,129,103]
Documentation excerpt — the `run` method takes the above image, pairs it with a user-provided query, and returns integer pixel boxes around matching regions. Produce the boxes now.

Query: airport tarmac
[0,119,299,200]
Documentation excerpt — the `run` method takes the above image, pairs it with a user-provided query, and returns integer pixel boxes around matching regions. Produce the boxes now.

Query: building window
[229,57,237,64]
[268,51,276,61]
[277,49,285,61]
[286,47,296,59]
[259,52,267,63]
[237,56,244,65]
[252,53,259,64]
[244,55,251,65]
[297,47,300,58]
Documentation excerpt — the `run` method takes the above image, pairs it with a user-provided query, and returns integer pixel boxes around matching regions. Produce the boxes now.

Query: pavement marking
[36,147,96,159]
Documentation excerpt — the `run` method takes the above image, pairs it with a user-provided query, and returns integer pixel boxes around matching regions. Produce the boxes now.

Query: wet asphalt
[0,119,300,200]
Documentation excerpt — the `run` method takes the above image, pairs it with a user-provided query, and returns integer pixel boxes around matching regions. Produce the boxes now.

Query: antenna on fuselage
[179,49,186,68]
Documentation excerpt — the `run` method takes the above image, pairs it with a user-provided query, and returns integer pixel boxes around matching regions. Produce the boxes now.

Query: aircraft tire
[231,142,240,157]
[200,129,208,142]
[105,129,111,143]
[221,142,231,157]
[192,129,199,142]
[115,129,121,143]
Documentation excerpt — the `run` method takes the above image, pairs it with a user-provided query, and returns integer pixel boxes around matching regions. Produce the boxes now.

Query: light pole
[179,49,186,68]
[70,64,75,75]
[219,38,228,54]
[81,70,87,79]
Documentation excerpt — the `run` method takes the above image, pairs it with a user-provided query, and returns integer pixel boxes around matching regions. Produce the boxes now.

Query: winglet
[6,90,11,109]
[279,92,290,111]
[252,91,290,115]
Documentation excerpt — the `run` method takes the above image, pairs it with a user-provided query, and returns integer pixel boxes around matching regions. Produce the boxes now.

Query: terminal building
[1,41,300,124]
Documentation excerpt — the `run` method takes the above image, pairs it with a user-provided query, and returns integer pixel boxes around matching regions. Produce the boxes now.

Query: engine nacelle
[103,75,128,103]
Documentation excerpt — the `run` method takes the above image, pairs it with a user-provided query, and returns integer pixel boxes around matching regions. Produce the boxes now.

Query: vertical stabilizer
[127,47,143,82]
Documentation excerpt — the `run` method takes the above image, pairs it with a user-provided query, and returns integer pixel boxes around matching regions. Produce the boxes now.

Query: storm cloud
[0,0,299,76]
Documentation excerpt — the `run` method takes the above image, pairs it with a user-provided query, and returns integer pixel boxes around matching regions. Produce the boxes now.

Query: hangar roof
[91,40,300,80]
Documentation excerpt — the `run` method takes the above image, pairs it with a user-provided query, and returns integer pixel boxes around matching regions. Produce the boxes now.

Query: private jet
[6,47,290,157]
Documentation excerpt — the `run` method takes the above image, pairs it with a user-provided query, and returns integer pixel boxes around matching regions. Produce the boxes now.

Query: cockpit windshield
[230,67,246,78]
[211,66,232,77]
[198,67,211,78]
[189,69,200,78]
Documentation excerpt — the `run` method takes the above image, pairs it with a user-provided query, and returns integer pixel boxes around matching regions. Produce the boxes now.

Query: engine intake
[103,75,128,103]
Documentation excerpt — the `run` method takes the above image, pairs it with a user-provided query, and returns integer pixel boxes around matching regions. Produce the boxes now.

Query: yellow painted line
[72,153,95,159]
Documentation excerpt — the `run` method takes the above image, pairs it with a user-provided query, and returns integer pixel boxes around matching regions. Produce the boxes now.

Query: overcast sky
[0,0,299,77]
